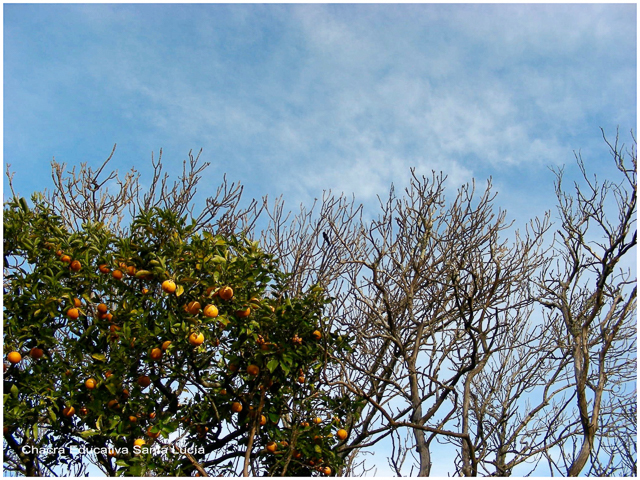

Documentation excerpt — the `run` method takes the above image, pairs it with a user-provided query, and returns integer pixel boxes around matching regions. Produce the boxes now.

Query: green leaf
[314,444,322,453]
[267,358,279,373]
[79,429,99,438]
[176,285,185,297]
[91,353,107,362]
[10,384,18,398]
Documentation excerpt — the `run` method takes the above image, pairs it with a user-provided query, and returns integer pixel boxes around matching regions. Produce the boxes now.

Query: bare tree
[536,129,637,476]
[317,171,550,476]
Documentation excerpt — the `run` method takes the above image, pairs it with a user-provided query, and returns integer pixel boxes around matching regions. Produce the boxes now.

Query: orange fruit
[137,375,151,388]
[185,301,201,315]
[231,402,242,413]
[97,303,108,314]
[60,254,72,263]
[161,340,172,350]
[29,347,44,360]
[259,415,267,426]
[126,265,137,276]
[313,417,322,425]
[105,370,113,378]
[219,286,234,301]
[56,249,63,257]
[297,376,305,384]
[133,438,145,450]
[266,441,277,453]
[62,406,75,417]
[293,450,302,459]
[7,351,22,364]
[99,264,111,274]
[162,280,176,293]
[112,269,123,280]
[150,348,162,361]
[149,412,156,419]
[73,297,83,307]
[107,399,119,409]
[322,467,332,475]
[235,307,251,318]
[108,449,117,458]
[70,260,81,272]
[85,378,97,390]
[203,304,218,318]
[312,330,322,340]
[147,427,161,439]
[79,407,88,416]
[141,287,150,295]
[246,364,260,376]
[189,332,204,346]
[129,415,138,423]
[336,429,348,440]
[109,325,120,333]
[67,308,80,320]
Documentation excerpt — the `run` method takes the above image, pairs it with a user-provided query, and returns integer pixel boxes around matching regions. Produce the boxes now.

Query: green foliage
[3,197,354,476]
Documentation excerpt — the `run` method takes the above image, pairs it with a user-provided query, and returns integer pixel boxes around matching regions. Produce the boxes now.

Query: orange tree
[3,196,356,476]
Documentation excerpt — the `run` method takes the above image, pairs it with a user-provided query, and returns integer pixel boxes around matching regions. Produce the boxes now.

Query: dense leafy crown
[3,197,354,476]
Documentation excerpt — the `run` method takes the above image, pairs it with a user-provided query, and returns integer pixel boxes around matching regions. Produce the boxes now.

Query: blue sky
[4,3,636,222]
[2,3,637,477]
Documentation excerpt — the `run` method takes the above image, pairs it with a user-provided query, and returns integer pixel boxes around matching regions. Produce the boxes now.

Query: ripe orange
[107,399,119,409]
[293,450,302,459]
[56,249,63,257]
[203,304,219,318]
[108,449,117,458]
[219,286,234,301]
[79,407,88,416]
[7,352,22,364]
[73,297,83,307]
[70,260,81,272]
[185,301,201,315]
[133,438,145,448]
[161,340,172,350]
[162,280,176,294]
[247,364,260,376]
[99,264,111,274]
[109,325,120,333]
[97,303,108,314]
[67,308,80,320]
[297,376,305,384]
[266,441,277,453]
[149,412,156,419]
[126,265,137,276]
[312,330,322,340]
[259,415,267,426]
[313,417,323,425]
[62,406,75,417]
[189,332,204,346]
[150,348,162,361]
[336,429,348,441]
[112,269,123,280]
[322,467,332,475]
[137,375,151,388]
[60,254,72,263]
[129,415,138,423]
[141,287,150,295]
[105,370,113,378]
[231,402,243,413]
[85,378,97,390]
[30,347,44,360]
[235,307,251,318]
